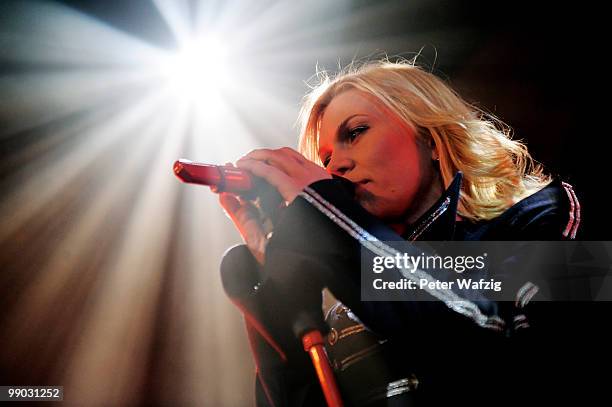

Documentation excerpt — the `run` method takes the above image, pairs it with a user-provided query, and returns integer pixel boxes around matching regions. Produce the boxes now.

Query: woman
[218,60,582,406]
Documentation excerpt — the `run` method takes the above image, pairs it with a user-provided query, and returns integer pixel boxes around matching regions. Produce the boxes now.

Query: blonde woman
[219,60,581,406]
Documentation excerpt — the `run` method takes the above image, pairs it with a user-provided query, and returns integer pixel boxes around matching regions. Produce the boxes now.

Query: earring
[432,149,440,161]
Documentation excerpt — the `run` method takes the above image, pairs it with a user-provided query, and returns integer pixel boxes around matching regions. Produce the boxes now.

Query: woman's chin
[358,200,392,220]
[359,200,413,226]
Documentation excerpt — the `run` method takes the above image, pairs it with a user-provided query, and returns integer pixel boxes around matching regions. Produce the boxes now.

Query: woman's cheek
[396,172,421,210]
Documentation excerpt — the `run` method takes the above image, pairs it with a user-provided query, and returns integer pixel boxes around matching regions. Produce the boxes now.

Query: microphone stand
[258,188,344,407]
[302,330,344,407]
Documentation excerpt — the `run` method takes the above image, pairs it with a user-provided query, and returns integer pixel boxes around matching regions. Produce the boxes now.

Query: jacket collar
[331,171,463,241]
[401,172,463,241]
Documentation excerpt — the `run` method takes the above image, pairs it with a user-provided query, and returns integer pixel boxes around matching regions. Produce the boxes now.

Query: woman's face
[317,88,439,223]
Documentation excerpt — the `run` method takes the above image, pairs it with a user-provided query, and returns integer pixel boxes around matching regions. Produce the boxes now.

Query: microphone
[173,159,261,196]
[173,158,284,220]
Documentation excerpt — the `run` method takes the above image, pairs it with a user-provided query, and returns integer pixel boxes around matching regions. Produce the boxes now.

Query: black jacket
[221,174,605,406]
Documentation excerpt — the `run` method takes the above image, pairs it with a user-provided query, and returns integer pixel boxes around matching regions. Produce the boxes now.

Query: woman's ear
[428,138,440,161]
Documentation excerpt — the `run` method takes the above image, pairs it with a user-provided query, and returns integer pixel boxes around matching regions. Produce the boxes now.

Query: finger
[219,193,267,264]
[242,221,267,265]
[219,193,259,226]
[240,148,305,175]
[219,192,241,217]
[244,147,305,162]
[235,158,301,202]
[276,146,309,164]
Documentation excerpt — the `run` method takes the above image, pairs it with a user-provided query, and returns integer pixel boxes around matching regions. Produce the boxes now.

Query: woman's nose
[327,154,354,177]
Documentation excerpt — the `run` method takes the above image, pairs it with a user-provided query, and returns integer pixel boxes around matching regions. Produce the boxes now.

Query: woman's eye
[322,125,368,167]
[347,125,368,141]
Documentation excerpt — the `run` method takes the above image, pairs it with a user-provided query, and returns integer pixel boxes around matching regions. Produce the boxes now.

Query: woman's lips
[353,180,375,203]
[346,178,371,196]
[354,180,372,193]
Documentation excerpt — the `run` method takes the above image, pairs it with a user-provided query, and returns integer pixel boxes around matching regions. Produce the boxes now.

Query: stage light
[162,36,230,104]
[0,1,362,404]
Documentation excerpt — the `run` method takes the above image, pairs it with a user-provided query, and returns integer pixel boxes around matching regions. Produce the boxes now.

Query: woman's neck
[388,169,444,236]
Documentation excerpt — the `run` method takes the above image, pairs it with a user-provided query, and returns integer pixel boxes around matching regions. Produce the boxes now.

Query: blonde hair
[297,59,551,221]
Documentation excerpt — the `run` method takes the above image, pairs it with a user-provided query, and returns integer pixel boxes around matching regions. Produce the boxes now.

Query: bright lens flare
[162,37,229,103]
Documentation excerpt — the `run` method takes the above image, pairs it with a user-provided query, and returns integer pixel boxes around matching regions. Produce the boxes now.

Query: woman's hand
[219,190,268,265]
[218,161,270,265]
[236,147,332,204]
[219,149,331,265]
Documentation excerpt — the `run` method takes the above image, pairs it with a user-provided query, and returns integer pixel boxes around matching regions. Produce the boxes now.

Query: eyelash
[322,125,369,167]
[345,125,368,141]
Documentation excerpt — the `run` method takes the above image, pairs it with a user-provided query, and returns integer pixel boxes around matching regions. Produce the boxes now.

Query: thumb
[219,192,242,218]
[219,193,267,265]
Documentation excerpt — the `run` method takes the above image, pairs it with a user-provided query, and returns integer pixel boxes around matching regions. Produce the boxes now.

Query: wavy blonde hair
[297,59,551,221]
